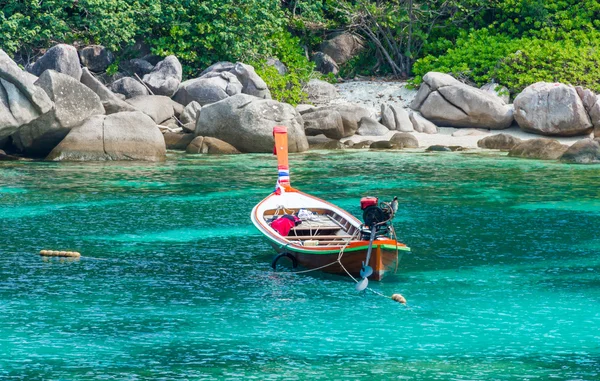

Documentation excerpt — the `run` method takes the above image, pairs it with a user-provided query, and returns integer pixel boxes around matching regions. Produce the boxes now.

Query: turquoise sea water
[1,151,599,380]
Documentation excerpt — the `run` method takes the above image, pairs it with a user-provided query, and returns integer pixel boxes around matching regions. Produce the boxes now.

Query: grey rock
[296,104,315,114]
[307,135,343,150]
[381,104,396,130]
[163,132,195,150]
[409,112,438,134]
[350,140,373,149]
[186,136,240,154]
[575,86,600,137]
[173,72,243,106]
[357,117,389,136]
[47,111,165,161]
[130,59,154,76]
[370,140,394,149]
[80,68,136,114]
[477,133,522,150]
[480,82,510,104]
[126,95,175,124]
[142,55,182,97]
[266,58,288,75]
[0,51,53,139]
[305,79,338,104]
[426,145,452,152]
[303,110,345,139]
[78,45,114,72]
[559,138,600,164]
[180,101,201,125]
[200,61,271,99]
[508,138,569,160]
[389,132,418,148]
[320,33,364,65]
[303,103,370,137]
[514,82,592,136]
[111,77,149,98]
[14,70,104,157]
[312,52,339,75]
[195,94,308,153]
[391,105,413,132]
[28,44,82,80]
[413,72,513,129]
[231,63,271,99]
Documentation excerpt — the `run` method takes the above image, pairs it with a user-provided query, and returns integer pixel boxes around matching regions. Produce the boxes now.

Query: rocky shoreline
[1,43,599,164]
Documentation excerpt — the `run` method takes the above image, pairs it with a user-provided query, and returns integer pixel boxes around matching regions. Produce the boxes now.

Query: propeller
[357,225,377,291]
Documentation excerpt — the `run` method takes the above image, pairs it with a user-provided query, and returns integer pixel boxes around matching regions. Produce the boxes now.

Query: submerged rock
[559,138,600,164]
[477,134,522,150]
[186,136,240,154]
[508,138,568,160]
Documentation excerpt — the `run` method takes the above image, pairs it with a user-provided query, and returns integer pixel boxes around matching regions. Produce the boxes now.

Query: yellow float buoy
[39,250,81,258]
[391,294,406,304]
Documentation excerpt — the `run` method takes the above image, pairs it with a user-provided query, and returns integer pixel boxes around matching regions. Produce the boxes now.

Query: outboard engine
[360,196,396,238]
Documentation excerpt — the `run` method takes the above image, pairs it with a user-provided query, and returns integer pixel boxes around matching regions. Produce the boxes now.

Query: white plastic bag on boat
[298,208,317,221]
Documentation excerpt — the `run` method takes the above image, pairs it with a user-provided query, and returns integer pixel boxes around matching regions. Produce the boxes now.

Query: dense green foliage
[2,0,600,101]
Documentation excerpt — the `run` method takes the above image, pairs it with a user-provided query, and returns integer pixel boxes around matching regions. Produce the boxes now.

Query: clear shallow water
[1,151,599,380]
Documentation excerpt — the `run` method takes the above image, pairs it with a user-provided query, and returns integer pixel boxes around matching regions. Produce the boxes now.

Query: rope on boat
[284,231,407,305]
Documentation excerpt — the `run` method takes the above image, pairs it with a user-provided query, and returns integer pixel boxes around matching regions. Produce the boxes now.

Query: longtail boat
[251,126,410,285]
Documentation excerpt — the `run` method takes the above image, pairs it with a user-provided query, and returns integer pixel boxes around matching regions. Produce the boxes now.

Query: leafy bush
[413,28,600,95]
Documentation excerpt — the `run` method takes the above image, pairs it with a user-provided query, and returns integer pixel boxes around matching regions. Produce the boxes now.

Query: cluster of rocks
[0,44,309,161]
[2,40,600,165]
[477,134,600,164]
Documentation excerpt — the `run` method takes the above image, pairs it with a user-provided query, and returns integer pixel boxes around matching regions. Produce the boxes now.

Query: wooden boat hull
[271,240,399,281]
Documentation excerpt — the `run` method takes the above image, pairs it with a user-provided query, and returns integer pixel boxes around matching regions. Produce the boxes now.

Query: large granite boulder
[78,45,114,72]
[508,138,568,160]
[200,62,271,99]
[409,112,437,134]
[186,136,240,154]
[412,72,513,129]
[173,72,242,106]
[381,104,396,130]
[125,95,176,124]
[480,82,510,104]
[111,77,149,98]
[477,134,522,150]
[312,52,339,75]
[303,110,344,139]
[180,101,202,125]
[392,105,413,132]
[389,132,419,148]
[305,79,338,104]
[320,33,364,64]
[514,82,592,136]
[80,68,136,114]
[302,103,370,137]
[14,70,104,156]
[142,55,182,97]
[0,50,53,139]
[47,111,165,161]
[27,44,82,80]
[195,94,308,153]
[163,132,195,150]
[357,117,389,136]
[575,86,600,138]
[559,138,600,164]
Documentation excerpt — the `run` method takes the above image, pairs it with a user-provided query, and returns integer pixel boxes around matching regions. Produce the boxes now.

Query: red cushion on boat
[270,215,298,236]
